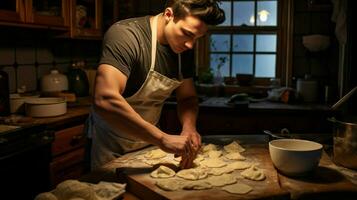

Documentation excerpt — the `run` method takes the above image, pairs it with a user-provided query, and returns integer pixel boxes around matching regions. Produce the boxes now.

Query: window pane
[255,54,276,77]
[257,0,277,26]
[210,54,230,77]
[210,34,231,52]
[218,1,231,26]
[233,34,254,52]
[233,1,255,26]
[232,54,253,75]
[256,34,277,52]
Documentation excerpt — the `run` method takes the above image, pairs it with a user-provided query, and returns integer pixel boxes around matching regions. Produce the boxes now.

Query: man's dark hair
[165,0,225,25]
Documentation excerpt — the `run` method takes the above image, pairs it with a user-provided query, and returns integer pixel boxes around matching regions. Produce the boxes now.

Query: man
[86,0,225,170]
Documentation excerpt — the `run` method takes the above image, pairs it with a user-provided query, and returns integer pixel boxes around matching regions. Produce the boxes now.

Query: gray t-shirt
[100,16,195,97]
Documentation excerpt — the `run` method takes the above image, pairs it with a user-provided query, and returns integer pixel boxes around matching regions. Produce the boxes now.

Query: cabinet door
[0,0,25,23]
[69,0,102,39]
[50,148,86,187]
[25,0,69,27]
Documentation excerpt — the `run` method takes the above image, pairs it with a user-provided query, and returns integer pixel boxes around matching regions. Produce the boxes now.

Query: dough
[200,158,227,168]
[208,150,222,158]
[156,179,182,191]
[208,166,235,176]
[53,180,97,200]
[182,181,212,190]
[224,141,245,153]
[202,144,218,152]
[34,192,58,200]
[241,165,266,181]
[206,174,237,186]
[144,149,167,159]
[227,161,251,170]
[176,168,208,180]
[221,183,253,194]
[151,165,176,178]
[224,152,246,160]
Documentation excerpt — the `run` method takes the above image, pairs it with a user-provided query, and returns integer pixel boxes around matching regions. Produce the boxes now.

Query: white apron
[87,15,183,170]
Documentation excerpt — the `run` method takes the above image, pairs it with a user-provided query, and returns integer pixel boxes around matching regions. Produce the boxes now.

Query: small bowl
[236,74,254,86]
[269,139,323,177]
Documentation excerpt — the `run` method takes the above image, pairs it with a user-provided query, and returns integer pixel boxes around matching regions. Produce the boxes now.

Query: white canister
[41,69,68,92]
[297,79,318,102]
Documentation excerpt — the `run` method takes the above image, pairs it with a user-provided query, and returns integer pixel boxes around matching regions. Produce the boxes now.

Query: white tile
[16,47,36,64]
[2,66,16,93]
[36,48,54,63]
[17,65,37,92]
[37,64,53,82]
[0,47,15,65]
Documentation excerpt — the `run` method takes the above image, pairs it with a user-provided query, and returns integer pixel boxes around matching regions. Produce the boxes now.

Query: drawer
[52,124,86,156]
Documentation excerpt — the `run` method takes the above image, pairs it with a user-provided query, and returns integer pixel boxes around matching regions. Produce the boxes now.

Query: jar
[0,69,10,116]
[67,62,89,97]
[41,69,69,92]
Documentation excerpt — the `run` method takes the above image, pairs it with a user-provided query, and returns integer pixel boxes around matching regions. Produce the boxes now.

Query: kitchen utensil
[328,117,357,169]
[331,86,357,110]
[25,97,67,117]
[269,138,323,177]
[41,69,69,92]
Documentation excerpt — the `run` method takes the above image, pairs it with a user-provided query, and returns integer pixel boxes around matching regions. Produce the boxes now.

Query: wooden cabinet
[24,0,69,27]
[50,124,87,187]
[0,0,25,23]
[0,0,103,38]
[67,0,102,39]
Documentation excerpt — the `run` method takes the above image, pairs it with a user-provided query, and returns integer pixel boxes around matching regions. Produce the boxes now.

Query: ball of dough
[53,180,97,200]
[34,192,58,200]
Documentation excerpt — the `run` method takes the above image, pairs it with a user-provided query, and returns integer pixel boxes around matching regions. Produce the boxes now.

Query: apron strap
[150,15,159,71]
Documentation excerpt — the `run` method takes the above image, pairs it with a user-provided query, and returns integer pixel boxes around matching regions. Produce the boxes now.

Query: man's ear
[164,7,174,23]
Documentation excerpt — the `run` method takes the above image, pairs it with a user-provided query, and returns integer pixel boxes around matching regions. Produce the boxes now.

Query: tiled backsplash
[0,39,100,93]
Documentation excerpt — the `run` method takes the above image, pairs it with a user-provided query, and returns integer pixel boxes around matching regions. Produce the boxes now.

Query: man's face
[164,14,208,53]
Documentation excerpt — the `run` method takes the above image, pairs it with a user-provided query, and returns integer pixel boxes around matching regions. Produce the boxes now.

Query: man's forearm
[177,96,199,131]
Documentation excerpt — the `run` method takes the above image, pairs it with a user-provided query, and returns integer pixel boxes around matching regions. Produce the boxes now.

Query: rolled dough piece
[151,165,176,178]
[224,152,246,160]
[156,179,182,191]
[224,141,245,153]
[208,150,222,158]
[208,166,235,176]
[200,158,227,168]
[221,183,253,194]
[202,144,218,152]
[145,149,167,159]
[176,168,208,180]
[206,174,237,186]
[182,181,212,190]
[227,161,251,170]
[240,165,266,181]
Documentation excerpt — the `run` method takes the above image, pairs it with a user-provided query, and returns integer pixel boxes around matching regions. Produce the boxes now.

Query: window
[197,0,288,86]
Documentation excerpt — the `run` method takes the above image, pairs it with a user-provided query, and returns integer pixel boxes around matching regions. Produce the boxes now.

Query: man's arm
[93,64,193,155]
[175,78,201,148]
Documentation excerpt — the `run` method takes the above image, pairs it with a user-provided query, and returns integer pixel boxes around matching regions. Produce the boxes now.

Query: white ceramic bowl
[25,97,67,117]
[269,139,323,177]
[10,93,40,114]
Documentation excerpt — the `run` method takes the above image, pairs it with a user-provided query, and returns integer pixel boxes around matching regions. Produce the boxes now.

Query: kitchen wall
[0,28,101,93]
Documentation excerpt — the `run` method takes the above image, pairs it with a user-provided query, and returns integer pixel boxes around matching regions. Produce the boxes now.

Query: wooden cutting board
[118,145,290,200]
[278,151,357,199]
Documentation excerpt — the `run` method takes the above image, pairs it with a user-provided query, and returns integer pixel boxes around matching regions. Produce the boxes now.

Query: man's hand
[159,133,194,156]
[179,130,201,169]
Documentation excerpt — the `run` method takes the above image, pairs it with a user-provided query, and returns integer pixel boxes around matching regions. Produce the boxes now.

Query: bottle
[67,61,89,97]
[0,69,10,116]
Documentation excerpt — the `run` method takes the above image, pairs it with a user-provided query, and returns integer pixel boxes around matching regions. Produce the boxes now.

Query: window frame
[195,0,292,86]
